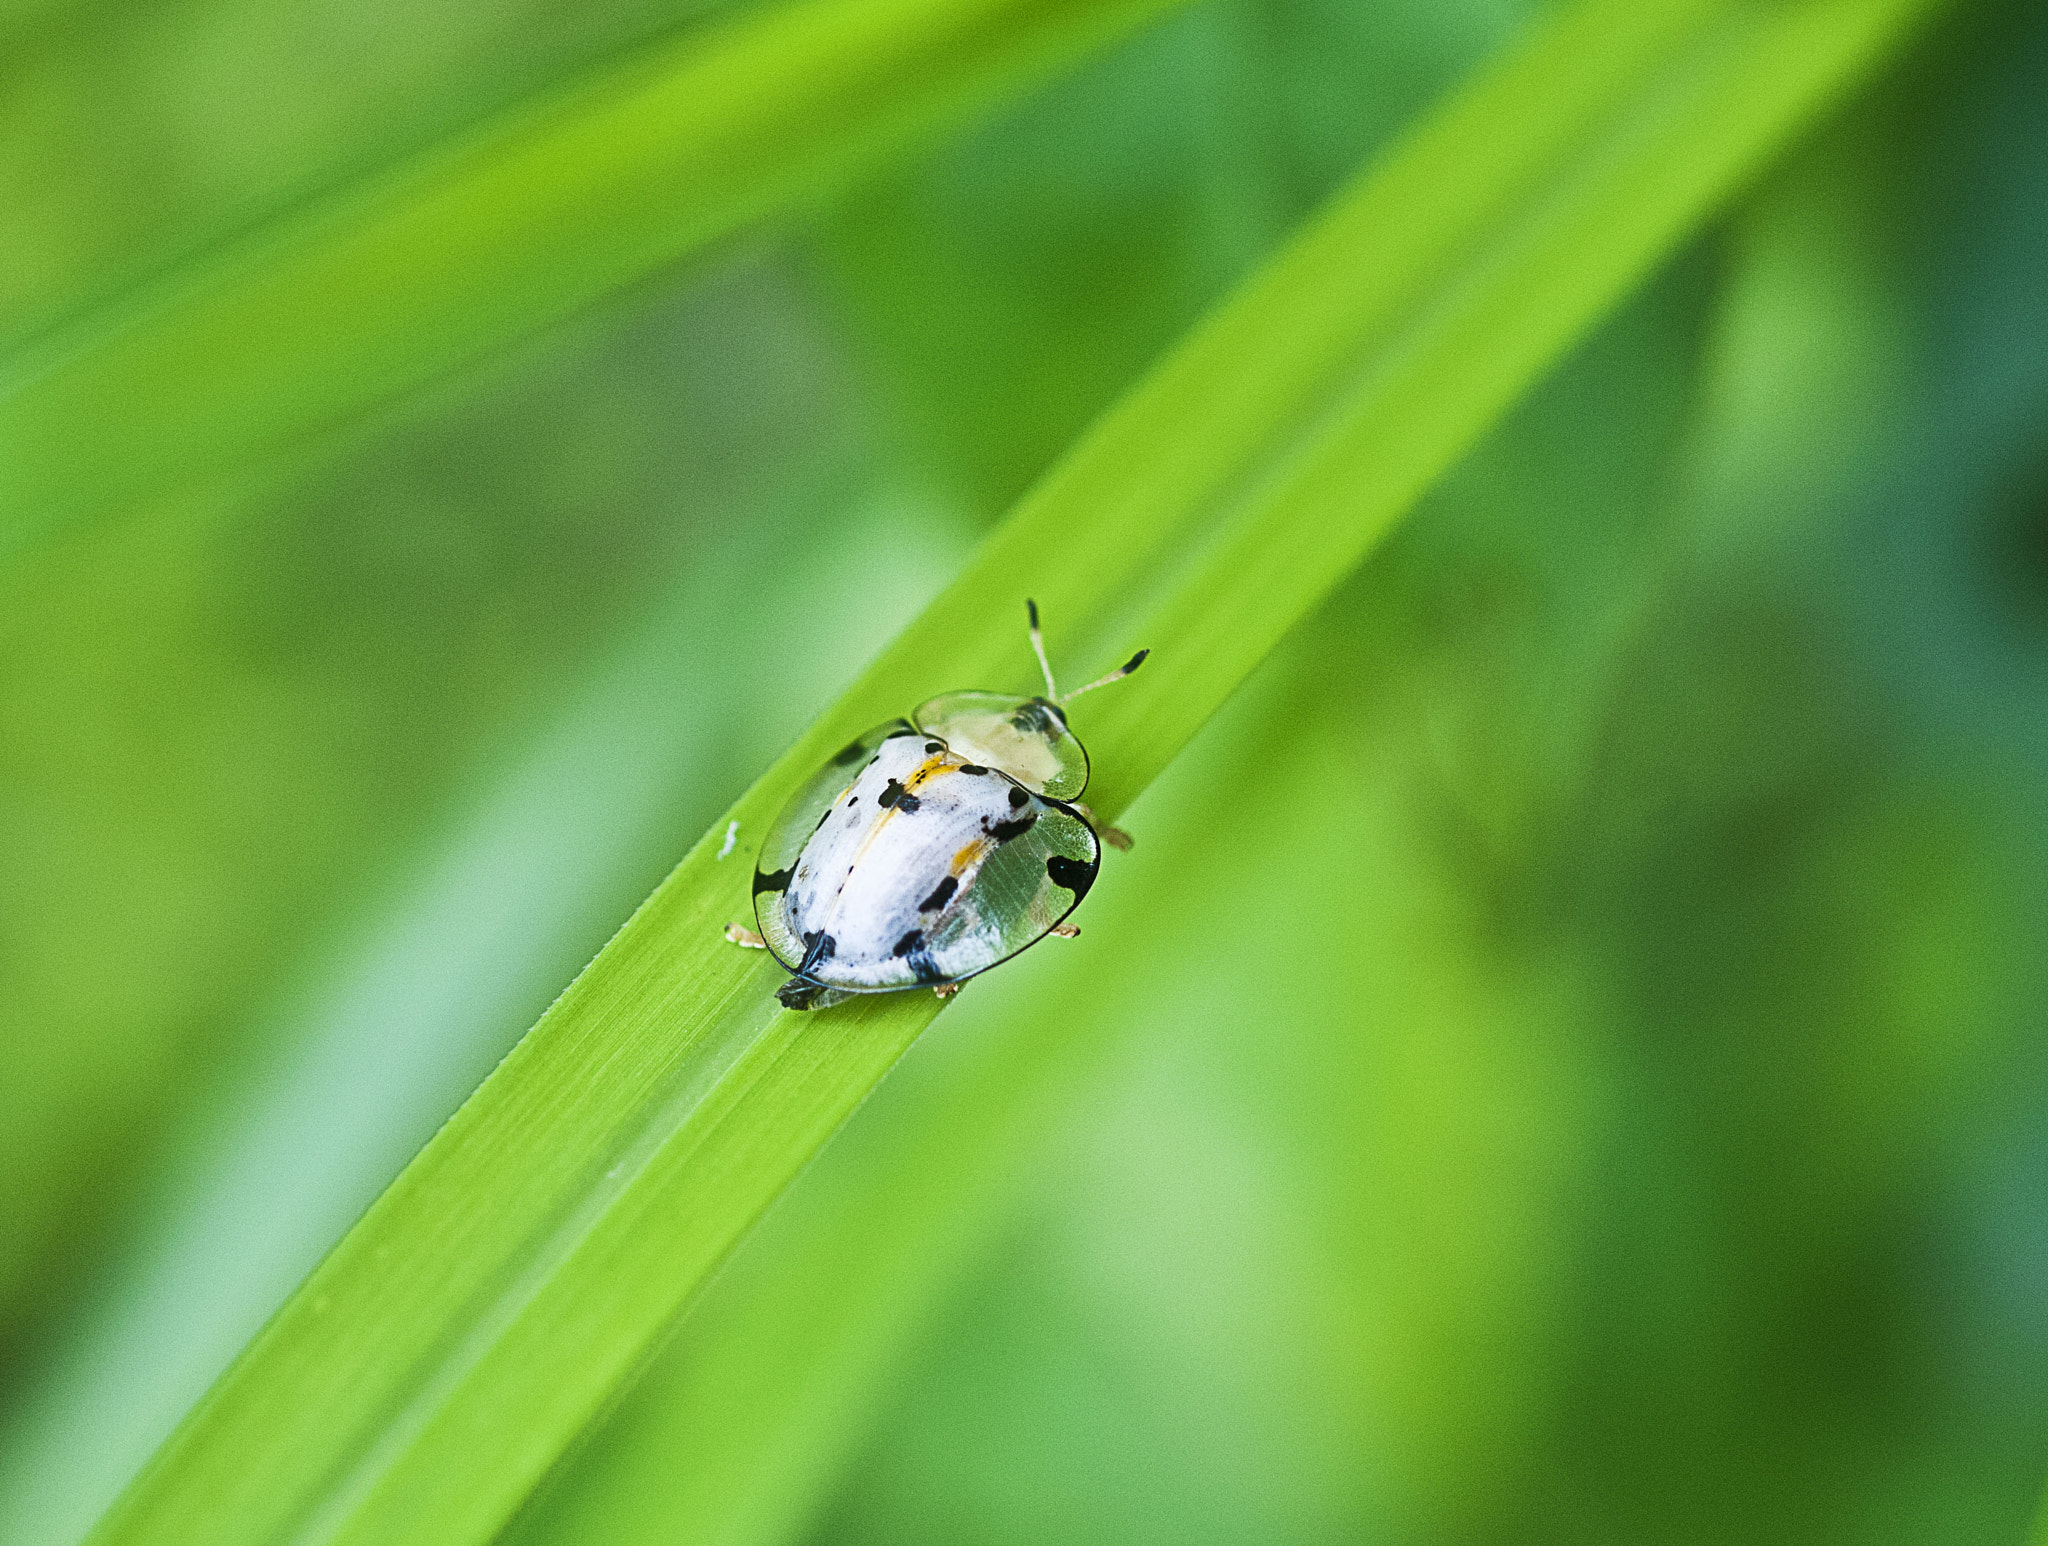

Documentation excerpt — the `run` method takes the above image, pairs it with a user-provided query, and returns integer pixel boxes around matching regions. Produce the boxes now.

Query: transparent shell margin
[912,691,1089,800]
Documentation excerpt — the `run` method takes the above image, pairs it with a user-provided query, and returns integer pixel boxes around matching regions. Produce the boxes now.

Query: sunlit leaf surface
[71,1,1955,1544]
[12,0,2048,1545]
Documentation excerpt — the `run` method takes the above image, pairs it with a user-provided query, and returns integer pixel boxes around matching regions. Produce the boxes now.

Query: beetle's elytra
[726,601,1147,1011]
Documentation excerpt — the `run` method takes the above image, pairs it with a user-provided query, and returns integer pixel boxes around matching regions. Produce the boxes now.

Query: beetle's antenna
[1061,648,1149,703]
[1026,599,1059,699]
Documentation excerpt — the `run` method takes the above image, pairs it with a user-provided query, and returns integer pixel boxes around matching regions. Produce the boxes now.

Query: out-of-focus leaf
[87,1,1944,1543]
[500,230,1725,1546]
[0,0,1190,556]
[0,475,969,1546]
[0,0,743,353]
[815,0,1537,510]
[0,248,867,1361]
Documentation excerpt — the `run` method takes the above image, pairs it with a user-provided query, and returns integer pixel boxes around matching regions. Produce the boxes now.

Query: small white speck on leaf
[717,820,739,860]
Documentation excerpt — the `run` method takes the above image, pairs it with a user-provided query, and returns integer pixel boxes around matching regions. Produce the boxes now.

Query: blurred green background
[3,0,2047,1541]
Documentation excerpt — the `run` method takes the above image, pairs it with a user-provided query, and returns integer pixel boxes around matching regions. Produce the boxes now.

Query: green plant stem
[88,0,1943,1543]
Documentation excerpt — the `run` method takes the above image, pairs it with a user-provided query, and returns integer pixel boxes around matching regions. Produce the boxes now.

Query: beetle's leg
[1050,923,1080,939]
[933,982,963,1001]
[778,978,853,1011]
[1071,802,1133,851]
[724,923,767,949]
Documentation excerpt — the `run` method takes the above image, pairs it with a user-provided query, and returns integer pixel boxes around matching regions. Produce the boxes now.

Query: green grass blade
[499,637,1324,1546]
[88,1,1942,1543]
[0,0,1186,557]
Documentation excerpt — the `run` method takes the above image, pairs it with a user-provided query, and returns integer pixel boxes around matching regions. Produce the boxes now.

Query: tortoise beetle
[727,601,1146,1010]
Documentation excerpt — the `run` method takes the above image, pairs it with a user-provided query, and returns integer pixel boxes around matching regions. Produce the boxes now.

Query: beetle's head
[912,602,1148,799]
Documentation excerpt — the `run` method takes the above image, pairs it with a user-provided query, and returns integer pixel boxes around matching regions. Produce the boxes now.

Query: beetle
[726,601,1146,1010]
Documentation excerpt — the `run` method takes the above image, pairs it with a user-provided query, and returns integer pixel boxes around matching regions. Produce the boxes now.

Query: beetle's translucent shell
[744,601,1144,1010]
[911,691,1088,800]
[751,721,1098,1005]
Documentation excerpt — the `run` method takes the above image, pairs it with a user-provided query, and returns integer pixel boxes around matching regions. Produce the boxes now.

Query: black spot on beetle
[925,741,944,755]
[1007,786,1029,809]
[753,866,794,896]
[879,779,921,813]
[905,944,943,983]
[892,929,924,957]
[959,764,989,776]
[1046,853,1096,900]
[991,814,1037,843]
[799,931,837,974]
[920,876,958,912]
